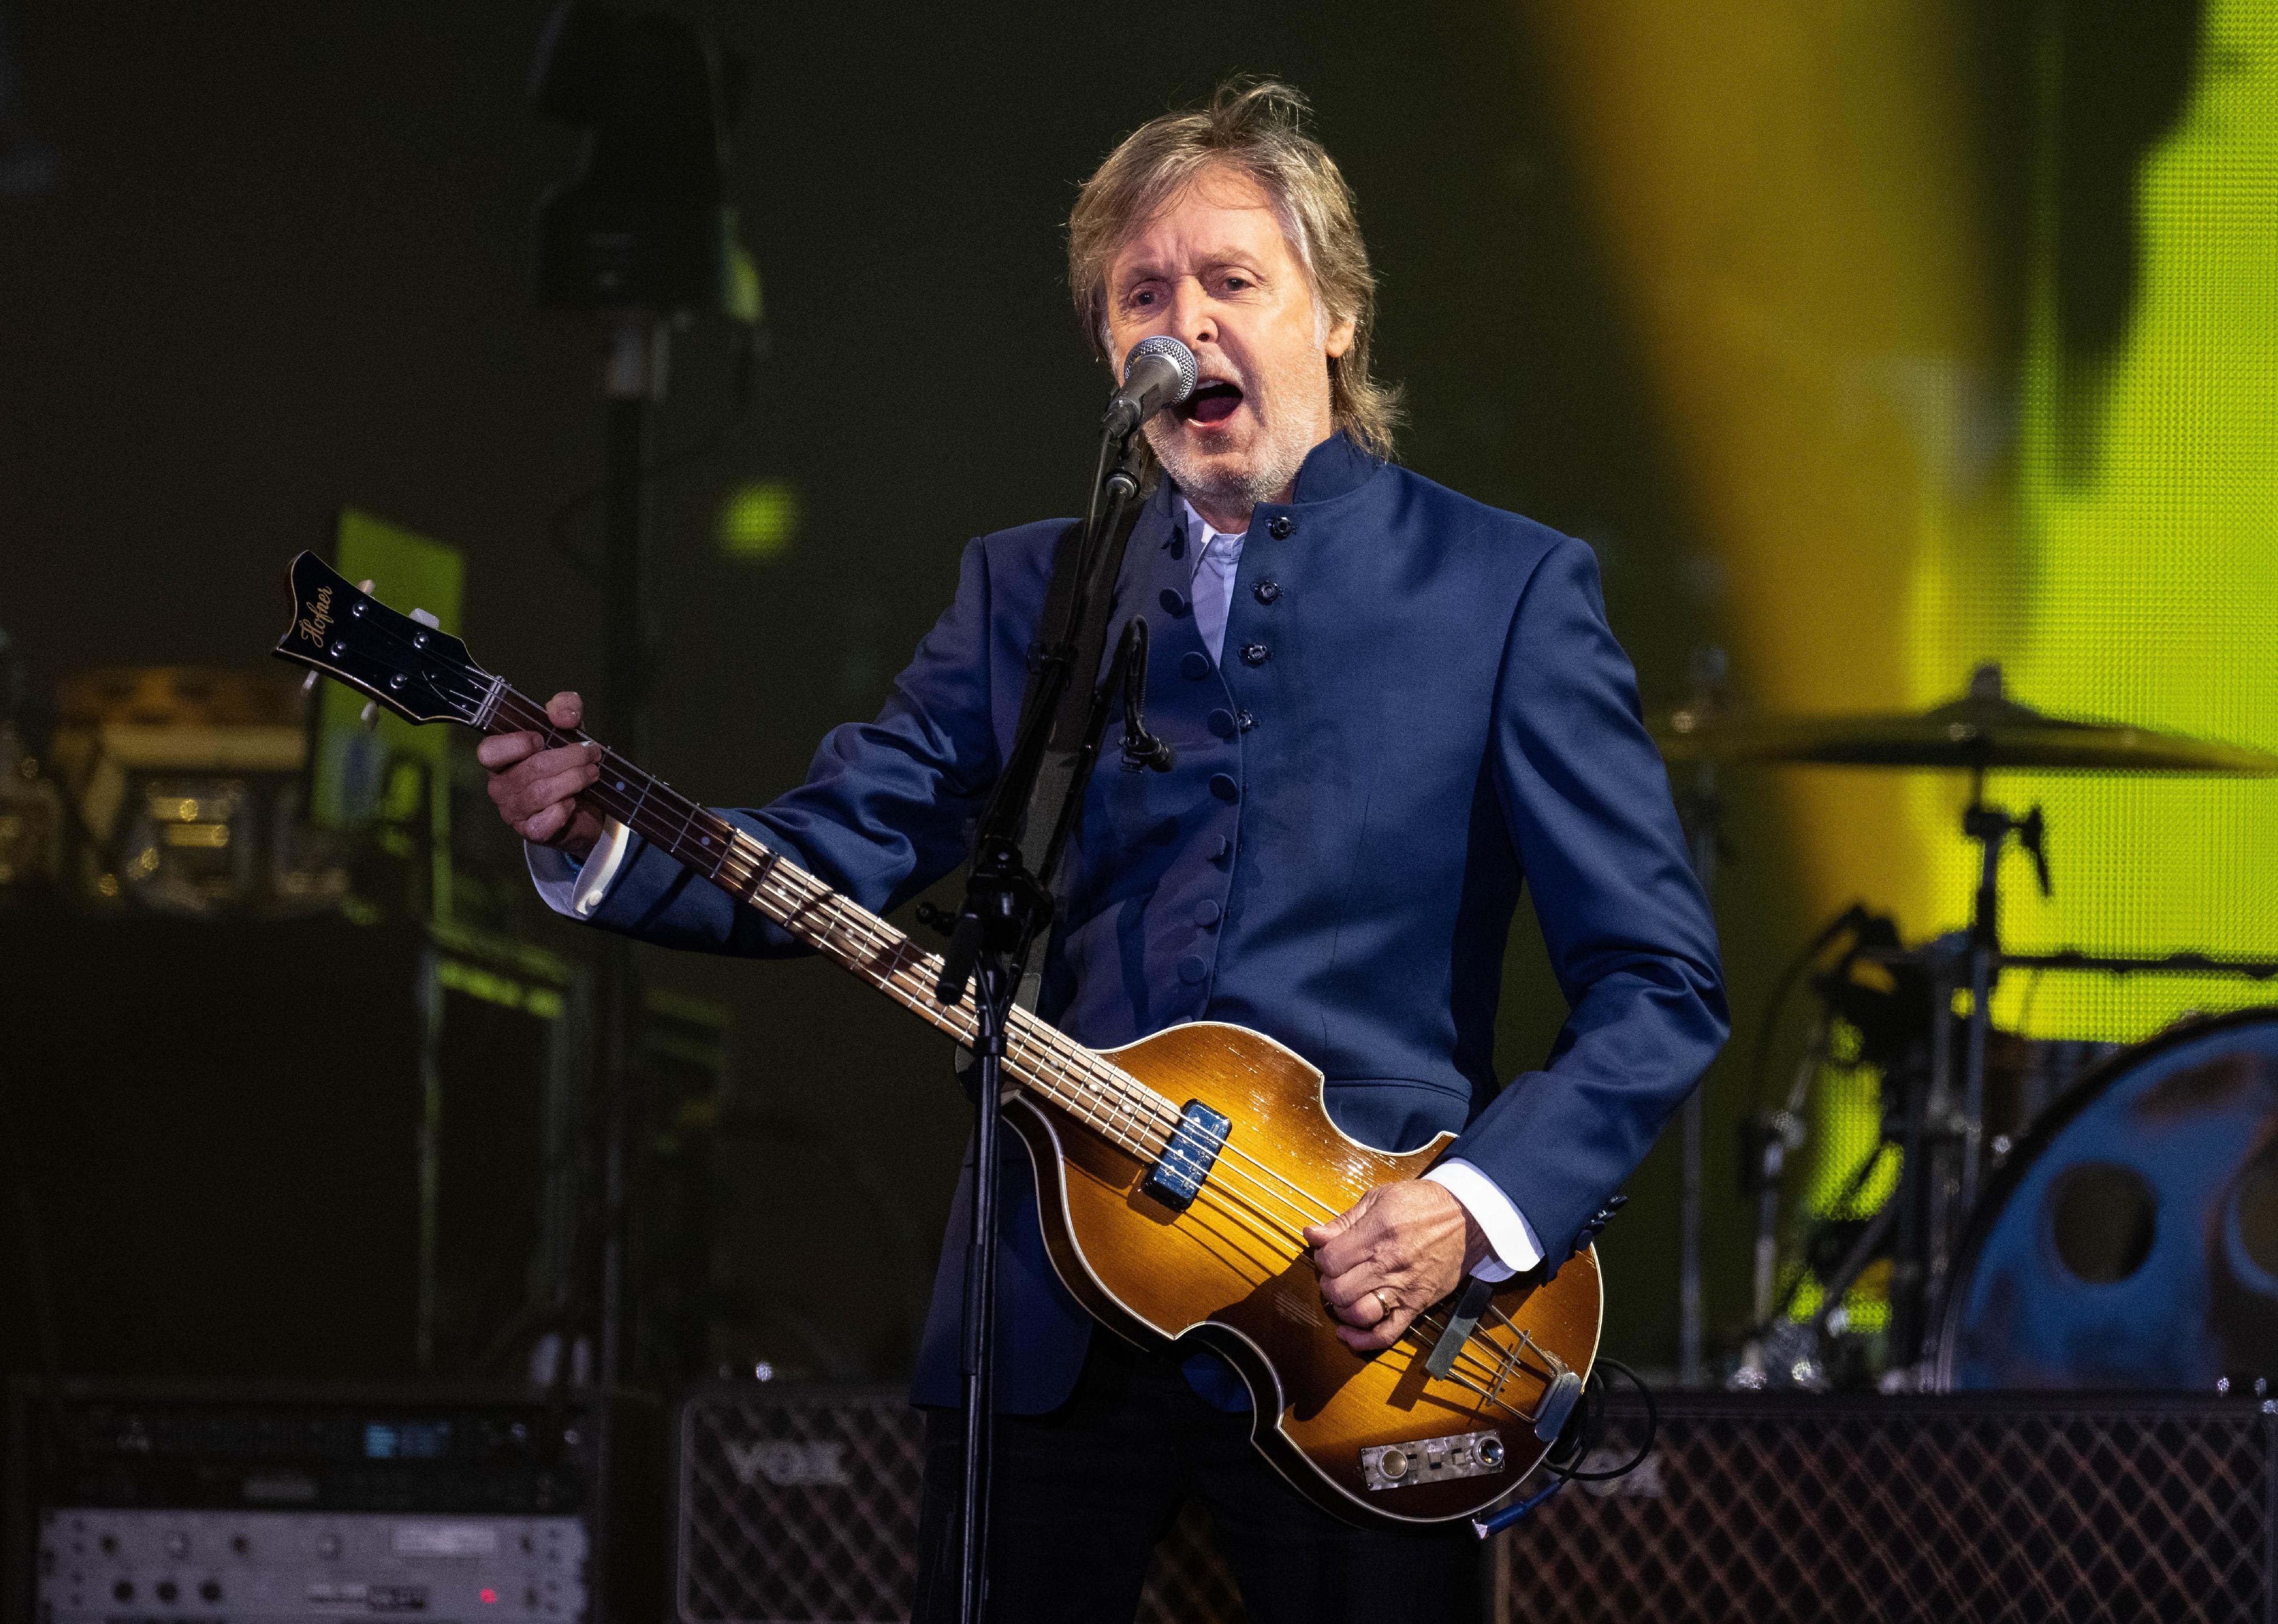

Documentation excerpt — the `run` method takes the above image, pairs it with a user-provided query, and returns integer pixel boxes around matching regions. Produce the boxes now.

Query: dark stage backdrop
[0,2,1790,1380]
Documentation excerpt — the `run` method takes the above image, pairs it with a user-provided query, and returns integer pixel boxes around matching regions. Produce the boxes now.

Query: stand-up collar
[1152,431,1385,554]
[1287,431,1383,504]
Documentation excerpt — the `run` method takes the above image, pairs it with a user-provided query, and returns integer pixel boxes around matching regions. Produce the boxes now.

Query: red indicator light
[480,1590,498,1605]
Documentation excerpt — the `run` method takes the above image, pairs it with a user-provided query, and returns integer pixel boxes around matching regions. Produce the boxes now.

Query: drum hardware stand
[1730,907,1927,1389]
[1729,1022,1817,1388]
[1957,780,2051,1223]
[1871,784,2048,1386]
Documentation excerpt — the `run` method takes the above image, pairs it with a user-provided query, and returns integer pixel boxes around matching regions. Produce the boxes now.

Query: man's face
[1103,165,1355,519]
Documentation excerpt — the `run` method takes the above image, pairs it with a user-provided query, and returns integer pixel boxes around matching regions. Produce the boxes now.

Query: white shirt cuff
[524,818,633,920]
[1424,1158,1544,1282]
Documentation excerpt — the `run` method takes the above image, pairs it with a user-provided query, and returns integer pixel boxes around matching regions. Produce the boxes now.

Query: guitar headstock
[271,550,493,727]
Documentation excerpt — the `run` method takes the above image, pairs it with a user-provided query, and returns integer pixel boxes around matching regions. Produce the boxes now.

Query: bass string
[738,859,1223,1187]
[472,684,1544,1401]
[722,858,1343,1251]
[739,866,1352,1253]
[703,831,1257,1188]
[729,848,1184,1160]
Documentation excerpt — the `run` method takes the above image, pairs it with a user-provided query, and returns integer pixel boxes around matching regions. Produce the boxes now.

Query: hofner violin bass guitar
[272,551,1601,1529]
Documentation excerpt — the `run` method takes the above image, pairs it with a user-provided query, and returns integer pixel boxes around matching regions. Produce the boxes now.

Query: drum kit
[1652,660,2278,1393]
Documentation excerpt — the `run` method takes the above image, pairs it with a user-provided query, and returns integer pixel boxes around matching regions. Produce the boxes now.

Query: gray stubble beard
[1143,412,1317,526]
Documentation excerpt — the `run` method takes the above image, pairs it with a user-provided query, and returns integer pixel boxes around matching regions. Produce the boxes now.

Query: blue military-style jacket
[577,432,1728,1412]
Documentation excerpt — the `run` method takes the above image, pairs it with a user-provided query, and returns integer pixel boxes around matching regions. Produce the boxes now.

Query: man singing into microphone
[480,79,1724,1623]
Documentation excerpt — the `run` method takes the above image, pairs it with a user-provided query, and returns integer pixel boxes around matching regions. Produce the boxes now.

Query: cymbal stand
[1957,775,2049,1223]
[1878,777,2052,1385]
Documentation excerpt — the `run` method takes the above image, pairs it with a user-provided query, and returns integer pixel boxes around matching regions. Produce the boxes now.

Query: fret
[729,830,780,904]
[669,796,703,859]
[594,751,654,829]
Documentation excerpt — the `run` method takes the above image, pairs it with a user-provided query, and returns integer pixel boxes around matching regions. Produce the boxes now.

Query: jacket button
[1177,954,1208,985]
[1209,836,1232,861]
[1180,651,1212,680]
[1208,773,1238,801]
[1194,899,1222,928]
[1268,515,1294,540]
[1240,643,1269,666]
[1253,579,1281,605]
[1159,587,1189,616]
[1207,708,1237,738]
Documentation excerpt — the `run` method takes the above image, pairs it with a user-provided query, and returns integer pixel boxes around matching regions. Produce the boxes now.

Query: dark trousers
[911,1331,1480,1624]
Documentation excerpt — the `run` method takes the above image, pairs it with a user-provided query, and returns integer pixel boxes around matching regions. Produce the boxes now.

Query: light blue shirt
[1179,498,1246,665]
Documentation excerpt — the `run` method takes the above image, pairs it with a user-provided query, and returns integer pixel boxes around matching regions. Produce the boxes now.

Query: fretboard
[477,684,1182,1164]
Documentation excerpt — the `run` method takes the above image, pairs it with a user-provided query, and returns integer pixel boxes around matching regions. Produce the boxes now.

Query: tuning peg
[410,608,440,630]
[360,700,381,731]
[301,670,320,695]
[357,578,375,594]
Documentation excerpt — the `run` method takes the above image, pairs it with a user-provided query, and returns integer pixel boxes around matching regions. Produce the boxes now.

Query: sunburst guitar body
[1010,1019,1600,1528]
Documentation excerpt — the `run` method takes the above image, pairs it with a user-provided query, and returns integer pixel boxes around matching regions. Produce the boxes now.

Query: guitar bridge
[1141,1099,1230,1211]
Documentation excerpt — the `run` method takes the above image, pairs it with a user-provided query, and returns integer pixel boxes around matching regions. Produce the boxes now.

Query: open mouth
[1179,380,1244,427]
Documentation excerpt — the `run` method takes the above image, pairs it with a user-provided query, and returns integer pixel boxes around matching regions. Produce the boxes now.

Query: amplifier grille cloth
[677,1390,1240,1624]
[1492,1399,2276,1624]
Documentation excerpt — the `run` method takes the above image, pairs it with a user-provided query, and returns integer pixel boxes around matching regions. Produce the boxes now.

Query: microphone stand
[934,423,1148,1624]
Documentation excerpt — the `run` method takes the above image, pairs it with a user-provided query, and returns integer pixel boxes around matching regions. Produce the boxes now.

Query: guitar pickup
[1141,1099,1230,1211]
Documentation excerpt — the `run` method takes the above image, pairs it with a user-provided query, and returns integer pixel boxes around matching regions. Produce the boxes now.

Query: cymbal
[1654,663,2278,776]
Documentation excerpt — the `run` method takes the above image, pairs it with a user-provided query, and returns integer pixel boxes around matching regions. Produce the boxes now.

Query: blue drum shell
[1937,1006,2278,1390]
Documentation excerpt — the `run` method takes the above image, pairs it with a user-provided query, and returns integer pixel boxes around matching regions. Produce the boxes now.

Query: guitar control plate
[1359,1430,1508,1492]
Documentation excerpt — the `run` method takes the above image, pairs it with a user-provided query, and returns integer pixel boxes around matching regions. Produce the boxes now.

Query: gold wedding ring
[1374,1287,1395,1320]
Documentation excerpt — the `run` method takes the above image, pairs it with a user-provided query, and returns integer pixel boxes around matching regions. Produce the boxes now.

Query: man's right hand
[476,690,608,860]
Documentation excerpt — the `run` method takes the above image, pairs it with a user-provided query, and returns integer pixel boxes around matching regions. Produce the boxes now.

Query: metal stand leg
[956,962,1009,1624]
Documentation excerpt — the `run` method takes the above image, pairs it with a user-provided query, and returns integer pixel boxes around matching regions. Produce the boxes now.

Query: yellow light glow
[718,479,802,560]
[1531,0,2278,1044]
[1528,0,1993,943]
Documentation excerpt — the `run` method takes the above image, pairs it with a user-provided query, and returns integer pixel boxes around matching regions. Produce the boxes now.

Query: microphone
[1101,335,1199,438]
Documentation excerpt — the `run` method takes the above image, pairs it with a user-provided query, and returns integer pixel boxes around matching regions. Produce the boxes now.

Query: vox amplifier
[674,1384,1240,1624]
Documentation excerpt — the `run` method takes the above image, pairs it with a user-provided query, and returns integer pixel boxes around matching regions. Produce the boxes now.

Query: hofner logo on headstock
[298,584,335,648]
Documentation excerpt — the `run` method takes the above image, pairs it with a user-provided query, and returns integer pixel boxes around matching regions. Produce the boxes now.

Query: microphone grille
[1125,334,1199,402]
